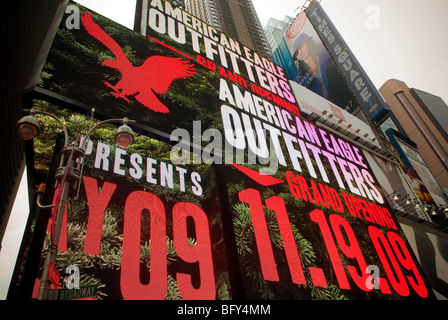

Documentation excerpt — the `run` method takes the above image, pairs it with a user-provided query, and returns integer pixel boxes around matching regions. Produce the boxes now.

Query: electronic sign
[304,0,390,121]
[387,129,448,206]
[31,132,232,300]
[34,0,300,142]
[362,149,426,218]
[217,104,434,299]
[273,10,358,114]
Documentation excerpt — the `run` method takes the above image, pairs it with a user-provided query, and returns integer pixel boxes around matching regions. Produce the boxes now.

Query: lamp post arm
[80,117,136,150]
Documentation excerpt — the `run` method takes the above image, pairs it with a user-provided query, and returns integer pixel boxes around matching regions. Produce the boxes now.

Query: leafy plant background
[31,100,231,300]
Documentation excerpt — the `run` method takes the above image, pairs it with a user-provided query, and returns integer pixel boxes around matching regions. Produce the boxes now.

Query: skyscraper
[380,79,448,190]
[185,0,271,57]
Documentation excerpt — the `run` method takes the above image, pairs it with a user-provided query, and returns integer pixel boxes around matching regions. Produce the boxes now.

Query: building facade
[0,0,64,249]
[185,0,271,57]
[380,79,448,191]
[263,16,295,52]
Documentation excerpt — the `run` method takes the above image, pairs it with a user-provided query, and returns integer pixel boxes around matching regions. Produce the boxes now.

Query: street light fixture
[16,114,41,140]
[17,107,136,300]
[114,121,135,148]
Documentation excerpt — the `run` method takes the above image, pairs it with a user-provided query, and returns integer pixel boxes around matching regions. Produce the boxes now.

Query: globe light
[114,123,134,148]
[17,115,41,140]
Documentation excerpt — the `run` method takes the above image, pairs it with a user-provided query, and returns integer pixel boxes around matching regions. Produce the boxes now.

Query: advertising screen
[362,149,429,219]
[30,114,232,300]
[304,0,390,121]
[289,80,380,148]
[273,10,358,114]
[20,0,436,301]
[34,0,300,142]
[217,106,434,299]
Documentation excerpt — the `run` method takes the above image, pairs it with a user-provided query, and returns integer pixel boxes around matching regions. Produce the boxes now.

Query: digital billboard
[399,224,448,300]
[30,119,232,300]
[218,112,433,299]
[304,0,390,121]
[272,10,358,114]
[18,0,436,300]
[362,149,429,219]
[33,0,300,143]
[289,80,380,148]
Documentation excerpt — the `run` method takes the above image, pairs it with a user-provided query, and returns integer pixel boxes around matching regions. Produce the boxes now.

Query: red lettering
[358,198,373,223]
[265,196,306,285]
[239,188,279,282]
[369,227,409,296]
[382,207,397,230]
[329,215,371,291]
[342,192,358,218]
[286,171,301,199]
[310,209,350,289]
[296,174,312,202]
[342,192,398,230]
[121,191,167,300]
[310,180,326,208]
[173,202,216,299]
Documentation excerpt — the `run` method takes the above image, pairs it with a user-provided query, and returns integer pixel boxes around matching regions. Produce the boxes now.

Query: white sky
[2,0,447,299]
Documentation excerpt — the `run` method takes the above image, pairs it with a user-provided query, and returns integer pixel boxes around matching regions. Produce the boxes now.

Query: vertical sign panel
[31,114,232,300]
[305,0,389,121]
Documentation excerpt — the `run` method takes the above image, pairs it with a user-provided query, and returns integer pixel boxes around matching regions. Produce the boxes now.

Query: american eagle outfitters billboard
[20,0,436,300]
[30,129,231,300]
[34,0,299,142]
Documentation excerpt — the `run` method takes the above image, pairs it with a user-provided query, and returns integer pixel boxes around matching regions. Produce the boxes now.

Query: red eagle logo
[81,12,196,113]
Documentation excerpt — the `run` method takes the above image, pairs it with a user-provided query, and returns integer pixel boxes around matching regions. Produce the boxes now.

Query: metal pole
[37,141,77,300]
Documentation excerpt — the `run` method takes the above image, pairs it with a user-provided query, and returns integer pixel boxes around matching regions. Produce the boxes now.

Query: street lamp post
[17,107,136,300]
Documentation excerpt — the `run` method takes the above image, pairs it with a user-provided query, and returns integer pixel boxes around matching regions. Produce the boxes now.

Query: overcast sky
[2,0,447,299]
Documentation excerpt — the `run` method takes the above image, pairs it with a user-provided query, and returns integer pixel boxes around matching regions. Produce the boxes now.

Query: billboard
[399,223,448,300]
[17,0,436,301]
[387,130,448,206]
[304,0,390,121]
[33,0,300,143]
[218,116,433,299]
[289,80,380,148]
[30,120,231,300]
[362,149,430,220]
[273,10,358,114]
